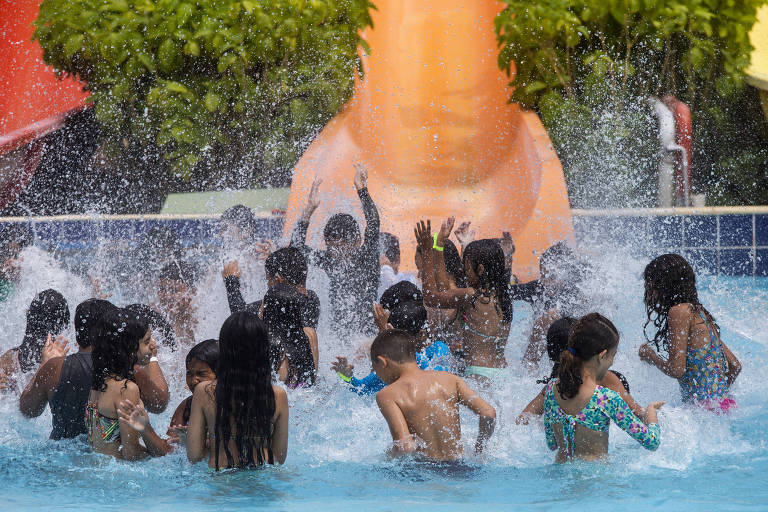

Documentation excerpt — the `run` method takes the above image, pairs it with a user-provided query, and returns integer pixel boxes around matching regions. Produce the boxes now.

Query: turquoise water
[0,252,766,510]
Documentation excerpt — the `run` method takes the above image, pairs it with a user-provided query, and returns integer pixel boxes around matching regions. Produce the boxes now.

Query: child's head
[324,213,360,259]
[74,298,118,349]
[18,289,70,372]
[220,204,259,245]
[91,308,151,391]
[380,281,423,311]
[264,247,308,288]
[263,283,316,387]
[643,253,702,351]
[185,339,218,392]
[216,311,274,467]
[388,301,428,348]
[125,303,177,351]
[158,261,198,305]
[370,329,417,384]
[379,232,400,268]
[557,313,619,399]
[462,239,512,323]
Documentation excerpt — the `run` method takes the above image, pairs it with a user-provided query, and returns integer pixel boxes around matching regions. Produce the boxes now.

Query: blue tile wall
[757,249,768,277]
[756,215,768,247]
[719,215,753,247]
[650,216,683,247]
[684,249,718,275]
[684,215,717,248]
[719,249,754,275]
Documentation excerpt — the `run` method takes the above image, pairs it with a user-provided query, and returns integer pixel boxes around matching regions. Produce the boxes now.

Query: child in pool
[88,309,171,460]
[516,317,644,424]
[167,339,218,442]
[416,218,511,384]
[373,329,496,461]
[544,313,663,462]
[638,254,741,412]
[186,312,289,469]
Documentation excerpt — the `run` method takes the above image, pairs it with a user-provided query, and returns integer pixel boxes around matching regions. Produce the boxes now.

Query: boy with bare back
[372,329,496,461]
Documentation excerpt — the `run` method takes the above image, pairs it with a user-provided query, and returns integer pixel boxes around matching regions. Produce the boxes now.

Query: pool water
[0,250,766,511]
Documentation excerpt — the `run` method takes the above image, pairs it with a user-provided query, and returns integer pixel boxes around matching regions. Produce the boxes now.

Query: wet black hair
[125,303,177,351]
[17,289,70,372]
[371,329,416,364]
[215,311,275,469]
[379,281,423,310]
[74,298,118,349]
[159,261,198,287]
[536,316,576,384]
[416,239,466,288]
[91,308,149,392]
[263,283,316,388]
[380,232,400,263]
[186,338,219,372]
[265,246,308,286]
[463,239,512,324]
[221,204,259,237]
[323,213,360,244]
[557,313,619,399]
[388,301,428,336]
[0,223,33,261]
[643,253,715,353]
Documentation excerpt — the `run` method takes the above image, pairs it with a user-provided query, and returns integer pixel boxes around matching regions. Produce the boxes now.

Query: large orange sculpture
[283,0,574,281]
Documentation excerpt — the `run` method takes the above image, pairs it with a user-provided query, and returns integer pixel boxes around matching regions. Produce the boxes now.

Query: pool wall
[1,207,767,276]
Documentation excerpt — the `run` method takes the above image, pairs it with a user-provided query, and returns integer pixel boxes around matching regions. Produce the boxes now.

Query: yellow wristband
[432,233,444,252]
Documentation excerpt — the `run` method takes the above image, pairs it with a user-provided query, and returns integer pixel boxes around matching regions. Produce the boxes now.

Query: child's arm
[603,390,663,451]
[455,377,497,454]
[290,178,323,265]
[515,386,545,425]
[600,371,646,420]
[376,389,415,455]
[522,310,558,368]
[354,162,380,252]
[118,397,172,458]
[134,359,170,413]
[186,382,210,463]
[222,262,247,313]
[19,358,61,418]
[167,398,188,436]
[433,217,455,292]
[415,220,474,309]
[304,327,319,371]
[638,304,688,379]
[721,341,741,386]
[271,386,289,464]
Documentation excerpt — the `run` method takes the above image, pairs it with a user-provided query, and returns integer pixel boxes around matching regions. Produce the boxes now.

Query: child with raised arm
[638,254,741,412]
[291,163,380,335]
[373,329,496,461]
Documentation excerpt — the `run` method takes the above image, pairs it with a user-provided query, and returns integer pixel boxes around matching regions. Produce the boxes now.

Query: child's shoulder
[669,302,697,320]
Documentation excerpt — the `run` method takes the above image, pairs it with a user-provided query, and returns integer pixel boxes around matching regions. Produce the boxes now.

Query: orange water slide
[283,0,573,280]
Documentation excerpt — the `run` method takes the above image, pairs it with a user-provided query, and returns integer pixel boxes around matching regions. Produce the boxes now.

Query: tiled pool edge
[1,207,767,276]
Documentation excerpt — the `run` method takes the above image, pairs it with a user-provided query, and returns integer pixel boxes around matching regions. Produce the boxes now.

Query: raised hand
[353,161,368,190]
[118,399,150,432]
[437,217,455,247]
[414,219,433,253]
[454,221,475,249]
[167,424,188,445]
[331,356,354,378]
[255,240,277,261]
[638,343,655,364]
[88,273,113,300]
[373,303,392,332]
[302,177,323,221]
[221,260,241,279]
[41,334,69,365]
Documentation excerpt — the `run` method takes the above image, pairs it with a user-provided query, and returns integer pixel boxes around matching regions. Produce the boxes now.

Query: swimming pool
[0,253,766,511]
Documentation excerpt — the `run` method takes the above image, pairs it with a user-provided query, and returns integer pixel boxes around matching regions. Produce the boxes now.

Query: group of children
[0,163,743,467]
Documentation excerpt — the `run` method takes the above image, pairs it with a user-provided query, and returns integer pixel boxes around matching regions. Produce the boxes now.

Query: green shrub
[34,0,374,180]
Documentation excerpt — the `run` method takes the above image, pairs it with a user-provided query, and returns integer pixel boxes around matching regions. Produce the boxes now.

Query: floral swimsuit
[544,380,660,458]
[679,312,735,412]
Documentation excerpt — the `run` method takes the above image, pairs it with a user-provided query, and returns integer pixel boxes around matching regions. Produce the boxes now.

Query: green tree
[34,0,374,183]
[495,0,768,207]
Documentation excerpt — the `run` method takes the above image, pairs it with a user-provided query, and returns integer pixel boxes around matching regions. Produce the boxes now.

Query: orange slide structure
[284,0,574,280]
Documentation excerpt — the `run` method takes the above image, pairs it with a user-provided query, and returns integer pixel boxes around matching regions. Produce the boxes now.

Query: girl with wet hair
[0,289,70,390]
[167,339,218,443]
[264,284,317,388]
[88,309,171,460]
[639,253,741,412]
[416,218,511,383]
[186,312,289,469]
[543,313,664,462]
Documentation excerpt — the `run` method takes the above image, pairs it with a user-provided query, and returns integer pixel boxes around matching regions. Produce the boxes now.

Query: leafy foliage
[34,0,374,181]
[495,0,768,207]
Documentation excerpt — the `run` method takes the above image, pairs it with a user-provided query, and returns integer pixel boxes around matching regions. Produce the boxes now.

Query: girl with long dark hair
[264,284,317,388]
[416,218,512,383]
[88,308,170,460]
[639,254,741,412]
[0,289,69,390]
[186,311,289,469]
[543,313,663,462]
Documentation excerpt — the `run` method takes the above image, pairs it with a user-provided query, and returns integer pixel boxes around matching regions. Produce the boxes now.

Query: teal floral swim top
[680,312,730,404]
[544,380,660,458]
